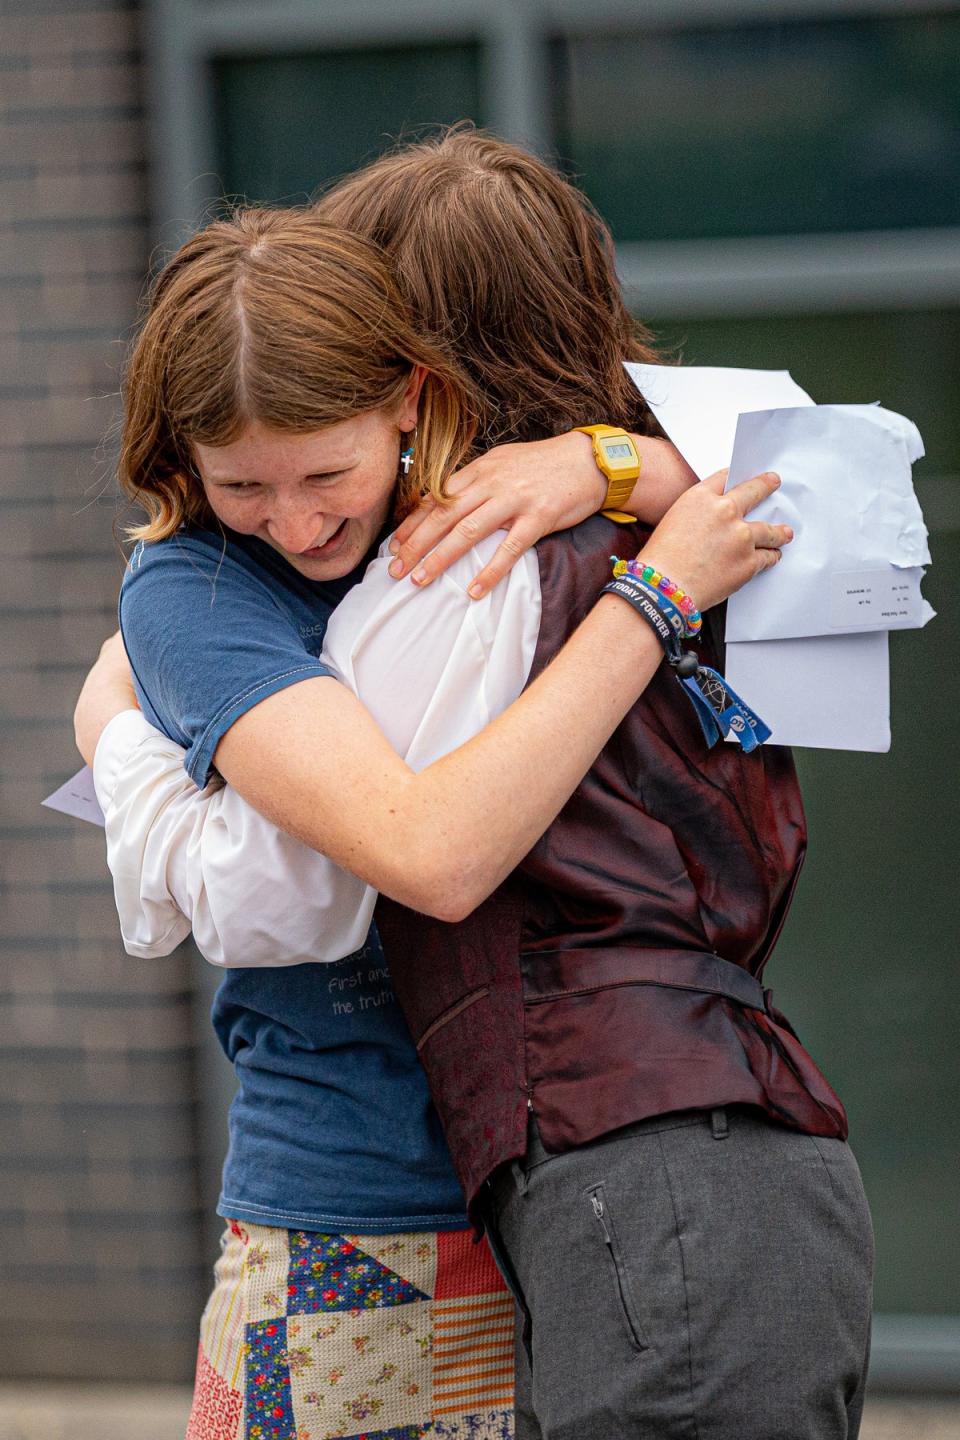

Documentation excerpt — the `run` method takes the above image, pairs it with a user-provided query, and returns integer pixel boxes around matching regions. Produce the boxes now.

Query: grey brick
[0,0,136,16]
[0,884,131,944]
[0,1211,203,1269]
[0,1054,197,1105]
[0,777,104,832]
[1,941,193,997]
[4,1275,202,1326]
[0,832,114,887]
[0,272,139,331]
[0,656,98,707]
[0,610,117,670]
[0,716,91,775]
[2,167,147,225]
[0,443,114,500]
[0,495,121,559]
[0,554,124,608]
[0,60,143,115]
[0,1321,199,1383]
[0,118,143,168]
[0,391,119,445]
[0,335,130,391]
[0,993,196,1051]
[0,222,146,280]
[0,3,203,1384]
[2,12,139,59]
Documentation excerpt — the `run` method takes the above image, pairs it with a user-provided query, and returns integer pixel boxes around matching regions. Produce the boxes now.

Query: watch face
[599,435,639,473]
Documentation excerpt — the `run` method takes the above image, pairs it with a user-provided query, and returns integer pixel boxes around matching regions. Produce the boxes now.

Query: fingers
[726,471,781,516]
[746,519,794,550]
[392,498,515,587]
[463,521,539,599]
[388,498,482,582]
[387,458,488,571]
[389,497,438,555]
[754,545,785,573]
[442,461,480,498]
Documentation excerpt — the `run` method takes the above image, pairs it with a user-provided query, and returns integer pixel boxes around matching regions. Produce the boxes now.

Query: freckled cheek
[208,497,262,535]
[352,474,397,524]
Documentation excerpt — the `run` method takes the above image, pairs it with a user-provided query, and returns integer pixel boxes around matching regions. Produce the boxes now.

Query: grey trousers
[485,1107,874,1440]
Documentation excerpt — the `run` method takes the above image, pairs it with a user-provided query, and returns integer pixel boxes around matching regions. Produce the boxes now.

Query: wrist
[611,558,702,637]
[594,591,665,664]
[571,425,641,521]
[568,429,608,510]
[74,685,139,768]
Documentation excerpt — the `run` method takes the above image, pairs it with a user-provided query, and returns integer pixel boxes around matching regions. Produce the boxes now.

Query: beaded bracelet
[601,570,771,754]
[610,558,702,636]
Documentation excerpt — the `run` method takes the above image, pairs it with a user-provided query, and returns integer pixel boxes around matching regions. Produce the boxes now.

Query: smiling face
[193,375,422,582]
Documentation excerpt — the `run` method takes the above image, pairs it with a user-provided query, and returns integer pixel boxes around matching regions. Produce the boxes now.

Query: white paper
[42,766,105,827]
[625,362,899,752]
[830,569,926,629]
[624,362,814,479]
[724,404,933,641]
[725,634,890,753]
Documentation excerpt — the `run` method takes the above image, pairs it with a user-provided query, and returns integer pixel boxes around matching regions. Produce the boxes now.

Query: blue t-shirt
[119,526,467,1233]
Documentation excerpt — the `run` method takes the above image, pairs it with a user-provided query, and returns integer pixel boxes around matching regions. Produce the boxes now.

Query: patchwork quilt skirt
[185,1219,515,1440]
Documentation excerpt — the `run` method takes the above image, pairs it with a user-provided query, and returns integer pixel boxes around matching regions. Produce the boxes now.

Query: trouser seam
[656,1131,701,1440]
[809,1134,842,1202]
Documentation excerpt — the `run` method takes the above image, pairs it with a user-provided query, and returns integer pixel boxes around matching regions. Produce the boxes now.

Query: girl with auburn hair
[120,209,476,545]
[72,139,857,1440]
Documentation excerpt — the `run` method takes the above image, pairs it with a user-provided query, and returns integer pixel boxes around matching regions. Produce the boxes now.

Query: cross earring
[399,427,417,477]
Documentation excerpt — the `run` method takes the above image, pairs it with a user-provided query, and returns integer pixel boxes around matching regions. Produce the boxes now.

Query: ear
[396,365,428,432]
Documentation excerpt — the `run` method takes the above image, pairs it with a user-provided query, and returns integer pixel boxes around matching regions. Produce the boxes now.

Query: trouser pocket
[587,1183,649,1353]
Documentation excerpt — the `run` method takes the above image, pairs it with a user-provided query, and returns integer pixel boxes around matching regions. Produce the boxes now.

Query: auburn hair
[318,125,662,453]
[120,209,477,541]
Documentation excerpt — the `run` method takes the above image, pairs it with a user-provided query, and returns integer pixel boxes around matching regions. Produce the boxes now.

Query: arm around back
[214,472,790,920]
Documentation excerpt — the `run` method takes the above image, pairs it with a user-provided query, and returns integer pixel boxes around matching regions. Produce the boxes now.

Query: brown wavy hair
[120,209,477,542]
[318,125,662,453]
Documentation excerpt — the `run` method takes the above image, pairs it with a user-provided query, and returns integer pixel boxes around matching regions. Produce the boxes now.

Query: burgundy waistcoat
[376,517,847,1219]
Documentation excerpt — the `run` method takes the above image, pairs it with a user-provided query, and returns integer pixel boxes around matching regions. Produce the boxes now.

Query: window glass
[213,44,482,204]
[554,16,960,241]
[649,309,959,1312]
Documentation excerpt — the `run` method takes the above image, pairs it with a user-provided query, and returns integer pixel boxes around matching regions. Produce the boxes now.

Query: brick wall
[0,0,206,1381]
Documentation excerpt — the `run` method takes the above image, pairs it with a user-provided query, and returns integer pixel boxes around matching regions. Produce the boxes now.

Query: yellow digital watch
[573,424,640,523]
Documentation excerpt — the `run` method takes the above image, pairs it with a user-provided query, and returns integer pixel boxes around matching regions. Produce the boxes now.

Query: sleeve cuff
[92,709,171,812]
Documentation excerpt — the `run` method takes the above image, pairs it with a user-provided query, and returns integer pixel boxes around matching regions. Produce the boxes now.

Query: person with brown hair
[71,137,860,1439]
[319,124,693,592]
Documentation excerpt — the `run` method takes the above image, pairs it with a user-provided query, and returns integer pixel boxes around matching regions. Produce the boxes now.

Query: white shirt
[93,535,541,967]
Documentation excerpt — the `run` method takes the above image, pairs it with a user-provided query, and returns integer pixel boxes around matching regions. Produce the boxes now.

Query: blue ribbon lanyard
[677,666,771,753]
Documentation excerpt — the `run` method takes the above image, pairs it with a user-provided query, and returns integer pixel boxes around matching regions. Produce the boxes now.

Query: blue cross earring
[399,427,416,477]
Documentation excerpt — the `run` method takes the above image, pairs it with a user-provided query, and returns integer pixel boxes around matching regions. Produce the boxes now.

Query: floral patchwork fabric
[186,1220,515,1440]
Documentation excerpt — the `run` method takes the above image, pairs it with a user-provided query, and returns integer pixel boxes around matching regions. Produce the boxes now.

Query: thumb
[700,468,729,494]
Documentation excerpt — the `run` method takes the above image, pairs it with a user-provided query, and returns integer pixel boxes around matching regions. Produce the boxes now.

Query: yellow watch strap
[573,425,640,523]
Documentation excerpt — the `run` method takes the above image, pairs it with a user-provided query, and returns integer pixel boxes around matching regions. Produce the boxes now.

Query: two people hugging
[75,129,873,1440]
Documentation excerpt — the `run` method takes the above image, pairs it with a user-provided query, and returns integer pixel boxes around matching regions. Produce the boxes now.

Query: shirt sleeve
[120,535,335,787]
[97,533,540,968]
[319,536,541,772]
[93,709,376,966]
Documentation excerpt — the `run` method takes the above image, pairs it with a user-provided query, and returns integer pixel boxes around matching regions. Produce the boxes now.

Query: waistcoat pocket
[415,986,491,1052]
